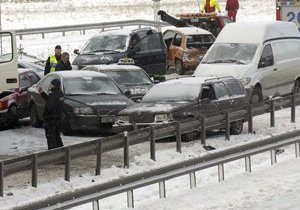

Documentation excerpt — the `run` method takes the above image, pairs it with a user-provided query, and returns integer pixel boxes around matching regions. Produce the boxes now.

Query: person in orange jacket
[226,0,239,22]
[201,0,221,13]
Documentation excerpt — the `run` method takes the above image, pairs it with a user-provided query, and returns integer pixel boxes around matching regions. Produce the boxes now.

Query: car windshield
[201,43,258,65]
[103,70,152,86]
[63,76,122,95]
[142,84,201,103]
[186,34,214,49]
[82,35,128,54]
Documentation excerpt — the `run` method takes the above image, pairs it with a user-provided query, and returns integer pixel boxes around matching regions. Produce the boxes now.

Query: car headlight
[116,115,130,124]
[240,77,251,86]
[154,114,173,122]
[182,52,189,62]
[73,107,94,115]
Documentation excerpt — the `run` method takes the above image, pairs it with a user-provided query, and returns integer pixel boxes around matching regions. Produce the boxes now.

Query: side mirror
[154,80,160,84]
[74,49,80,55]
[200,98,211,104]
[199,55,204,62]
[124,90,131,98]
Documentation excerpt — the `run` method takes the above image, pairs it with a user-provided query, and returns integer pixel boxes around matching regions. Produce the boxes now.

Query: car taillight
[276,6,281,20]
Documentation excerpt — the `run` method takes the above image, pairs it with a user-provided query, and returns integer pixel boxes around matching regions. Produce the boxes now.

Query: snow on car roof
[166,27,213,36]
[91,27,153,37]
[216,21,300,44]
[49,70,108,78]
[83,64,142,72]
[159,76,224,86]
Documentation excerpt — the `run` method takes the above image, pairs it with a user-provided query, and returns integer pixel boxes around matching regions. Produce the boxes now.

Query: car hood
[72,52,125,66]
[65,94,133,114]
[119,102,189,115]
[194,63,251,79]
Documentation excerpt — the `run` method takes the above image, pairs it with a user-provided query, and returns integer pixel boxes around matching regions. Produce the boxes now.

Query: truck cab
[0,31,18,93]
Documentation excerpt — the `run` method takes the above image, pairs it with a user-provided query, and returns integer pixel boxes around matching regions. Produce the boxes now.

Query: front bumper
[0,109,8,125]
[114,121,172,131]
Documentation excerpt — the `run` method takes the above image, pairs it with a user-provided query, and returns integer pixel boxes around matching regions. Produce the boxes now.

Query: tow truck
[276,0,300,31]
[158,10,232,37]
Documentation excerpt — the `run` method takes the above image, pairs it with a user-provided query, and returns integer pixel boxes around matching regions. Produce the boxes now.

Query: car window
[213,82,230,99]
[104,70,152,85]
[186,35,214,49]
[41,75,56,91]
[0,33,13,63]
[200,84,216,100]
[258,44,274,68]
[163,31,176,48]
[26,71,40,85]
[134,33,163,52]
[224,80,245,96]
[19,74,31,88]
[172,34,182,47]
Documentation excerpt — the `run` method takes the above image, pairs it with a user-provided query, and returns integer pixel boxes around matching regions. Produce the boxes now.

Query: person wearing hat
[38,78,64,150]
[44,45,62,75]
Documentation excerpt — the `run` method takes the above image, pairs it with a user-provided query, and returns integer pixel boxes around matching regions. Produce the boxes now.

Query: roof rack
[176,12,217,19]
[204,76,234,82]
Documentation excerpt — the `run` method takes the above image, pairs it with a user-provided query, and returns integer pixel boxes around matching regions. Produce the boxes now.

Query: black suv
[73,28,167,77]
[116,76,247,135]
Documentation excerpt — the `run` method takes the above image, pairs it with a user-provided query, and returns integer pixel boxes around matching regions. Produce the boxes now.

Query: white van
[194,21,300,103]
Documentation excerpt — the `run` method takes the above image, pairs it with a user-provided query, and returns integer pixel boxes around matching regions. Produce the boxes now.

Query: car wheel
[30,104,42,127]
[175,60,184,75]
[230,120,243,135]
[250,87,263,104]
[6,105,18,128]
[61,112,73,136]
[293,80,300,94]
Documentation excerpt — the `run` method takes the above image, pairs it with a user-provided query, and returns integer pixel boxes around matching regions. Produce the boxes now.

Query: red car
[0,69,40,128]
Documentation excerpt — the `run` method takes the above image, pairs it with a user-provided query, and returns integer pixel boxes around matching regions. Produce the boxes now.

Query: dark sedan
[116,76,247,135]
[28,71,134,135]
[82,64,156,102]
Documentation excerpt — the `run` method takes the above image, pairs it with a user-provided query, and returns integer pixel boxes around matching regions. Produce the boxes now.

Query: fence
[15,20,169,40]
[1,93,299,200]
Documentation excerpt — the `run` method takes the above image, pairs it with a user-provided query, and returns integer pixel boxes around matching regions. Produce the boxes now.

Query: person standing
[38,79,64,150]
[201,0,221,13]
[56,52,72,71]
[44,45,62,75]
[226,0,239,22]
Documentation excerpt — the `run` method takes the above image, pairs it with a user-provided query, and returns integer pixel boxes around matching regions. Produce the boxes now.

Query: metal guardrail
[11,128,300,210]
[1,94,300,206]
[15,19,169,40]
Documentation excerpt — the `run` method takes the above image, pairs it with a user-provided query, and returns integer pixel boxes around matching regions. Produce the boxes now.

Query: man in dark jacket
[56,52,72,71]
[44,45,62,75]
[38,79,64,150]
[226,0,239,22]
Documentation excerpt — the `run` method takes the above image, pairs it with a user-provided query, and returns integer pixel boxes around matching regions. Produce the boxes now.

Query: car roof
[48,70,108,78]
[18,68,37,74]
[83,64,143,72]
[91,27,155,38]
[159,76,234,86]
[166,27,213,35]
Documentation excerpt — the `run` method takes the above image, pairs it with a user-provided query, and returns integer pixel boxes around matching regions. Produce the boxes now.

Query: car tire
[175,60,184,75]
[30,104,42,127]
[250,87,263,104]
[6,105,18,128]
[61,112,73,136]
[230,120,243,135]
[293,80,300,94]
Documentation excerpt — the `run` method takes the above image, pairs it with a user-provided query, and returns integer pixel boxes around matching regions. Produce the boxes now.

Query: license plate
[101,116,116,123]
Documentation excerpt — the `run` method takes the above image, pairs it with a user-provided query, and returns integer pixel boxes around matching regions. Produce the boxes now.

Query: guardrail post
[65,147,71,182]
[201,116,206,145]
[92,200,100,210]
[245,156,251,173]
[189,172,196,189]
[42,33,45,39]
[291,94,296,123]
[218,164,224,182]
[20,35,23,40]
[225,111,230,141]
[124,131,129,168]
[270,100,275,127]
[270,150,277,166]
[149,127,156,161]
[248,105,253,134]
[127,189,134,208]
[62,31,66,36]
[295,142,300,158]
[32,154,38,188]
[95,140,103,176]
[176,122,182,153]
[159,181,166,198]
[0,162,3,197]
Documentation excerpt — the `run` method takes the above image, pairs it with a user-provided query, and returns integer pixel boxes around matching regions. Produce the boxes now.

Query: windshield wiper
[96,92,118,95]
[82,49,121,55]
[203,59,246,65]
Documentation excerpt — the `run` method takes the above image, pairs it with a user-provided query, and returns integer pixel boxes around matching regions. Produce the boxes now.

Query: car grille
[98,109,120,116]
[129,113,154,123]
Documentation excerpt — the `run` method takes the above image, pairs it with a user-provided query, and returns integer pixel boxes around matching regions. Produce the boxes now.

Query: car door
[132,32,167,76]
[163,30,176,66]
[212,82,232,112]
[257,44,277,97]
[198,83,219,117]
[168,33,183,66]
[17,73,32,117]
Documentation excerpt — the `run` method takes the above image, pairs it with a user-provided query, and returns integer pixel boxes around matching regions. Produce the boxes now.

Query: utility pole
[152,0,161,32]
